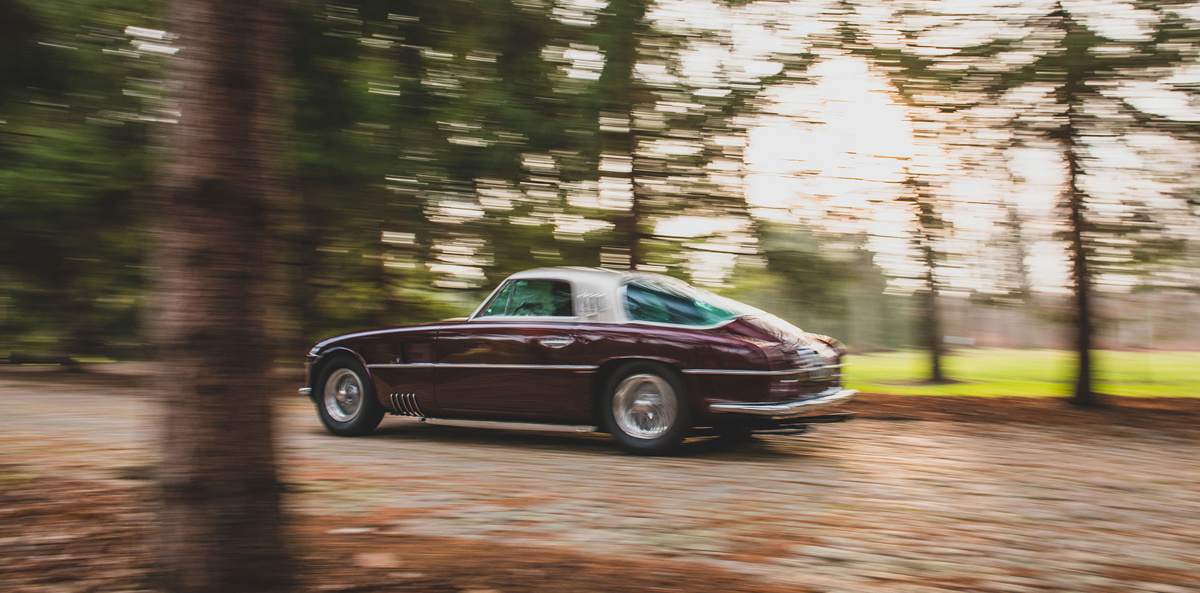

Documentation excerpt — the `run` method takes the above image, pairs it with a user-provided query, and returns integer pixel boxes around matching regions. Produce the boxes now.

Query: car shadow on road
[361,420,828,462]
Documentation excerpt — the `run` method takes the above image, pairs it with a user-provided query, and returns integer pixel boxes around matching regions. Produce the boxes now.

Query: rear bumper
[709,387,858,419]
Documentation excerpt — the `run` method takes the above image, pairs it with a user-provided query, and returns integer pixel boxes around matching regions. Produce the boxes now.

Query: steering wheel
[514,302,543,316]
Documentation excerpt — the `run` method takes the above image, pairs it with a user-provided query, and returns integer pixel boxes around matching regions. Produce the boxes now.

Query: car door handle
[539,337,574,348]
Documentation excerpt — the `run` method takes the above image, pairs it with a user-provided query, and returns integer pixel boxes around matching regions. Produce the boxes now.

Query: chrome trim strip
[298,387,312,396]
[368,363,598,371]
[709,388,859,419]
[420,418,597,433]
[683,364,844,376]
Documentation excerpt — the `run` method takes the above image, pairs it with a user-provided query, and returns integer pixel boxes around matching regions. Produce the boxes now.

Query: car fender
[308,346,373,398]
[589,354,701,423]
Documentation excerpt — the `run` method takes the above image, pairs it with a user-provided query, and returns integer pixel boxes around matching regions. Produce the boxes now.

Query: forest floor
[2,365,1199,592]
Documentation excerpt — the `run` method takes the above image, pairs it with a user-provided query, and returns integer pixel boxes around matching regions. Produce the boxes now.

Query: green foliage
[0,0,161,358]
[286,0,594,340]
[720,223,912,350]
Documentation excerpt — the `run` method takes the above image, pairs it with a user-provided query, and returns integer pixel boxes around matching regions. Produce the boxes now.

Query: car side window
[481,280,574,317]
[480,283,513,317]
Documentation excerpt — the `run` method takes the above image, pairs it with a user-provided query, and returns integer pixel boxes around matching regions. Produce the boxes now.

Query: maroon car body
[302,267,857,454]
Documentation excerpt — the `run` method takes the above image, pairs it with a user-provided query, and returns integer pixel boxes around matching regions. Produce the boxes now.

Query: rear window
[623,280,754,326]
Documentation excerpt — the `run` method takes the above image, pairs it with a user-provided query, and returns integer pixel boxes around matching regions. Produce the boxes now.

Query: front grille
[768,349,843,401]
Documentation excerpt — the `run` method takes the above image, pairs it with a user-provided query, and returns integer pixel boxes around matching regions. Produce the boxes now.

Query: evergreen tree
[998,0,1198,405]
[0,0,160,361]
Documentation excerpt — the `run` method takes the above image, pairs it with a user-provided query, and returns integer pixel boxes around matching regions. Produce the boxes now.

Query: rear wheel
[603,362,690,455]
[316,357,384,436]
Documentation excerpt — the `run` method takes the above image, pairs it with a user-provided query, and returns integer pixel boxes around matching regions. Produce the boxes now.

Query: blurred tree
[285,0,804,326]
[820,0,996,382]
[593,0,652,268]
[6,0,1196,366]
[1051,3,1100,406]
[586,0,811,277]
[285,1,455,341]
[902,175,949,381]
[997,0,1198,406]
[287,0,611,337]
[816,0,1200,380]
[150,0,292,590]
[732,222,868,335]
[0,0,159,362]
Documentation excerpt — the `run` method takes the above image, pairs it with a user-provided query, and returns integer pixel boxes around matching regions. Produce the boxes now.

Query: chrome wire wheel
[324,368,364,422]
[611,373,678,440]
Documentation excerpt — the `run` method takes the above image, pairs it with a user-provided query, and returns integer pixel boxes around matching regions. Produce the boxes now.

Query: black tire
[315,356,385,437]
[602,361,690,455]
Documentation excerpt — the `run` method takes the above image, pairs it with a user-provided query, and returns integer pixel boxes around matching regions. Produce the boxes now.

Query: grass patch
[845,348,1200,398]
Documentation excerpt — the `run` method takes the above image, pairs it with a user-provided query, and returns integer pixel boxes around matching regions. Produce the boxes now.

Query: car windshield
[480,279,574,317]
[623,279,759,326]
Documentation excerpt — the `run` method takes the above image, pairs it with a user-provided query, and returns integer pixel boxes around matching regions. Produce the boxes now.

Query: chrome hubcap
[612,374,677,440]
[324,368,364,422]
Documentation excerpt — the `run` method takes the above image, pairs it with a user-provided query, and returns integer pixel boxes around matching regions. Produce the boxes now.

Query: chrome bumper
[709,387,858,419]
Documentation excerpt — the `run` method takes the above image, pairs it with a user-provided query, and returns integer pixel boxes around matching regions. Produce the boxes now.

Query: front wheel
[603,362,690,455]
[316,357,385,436]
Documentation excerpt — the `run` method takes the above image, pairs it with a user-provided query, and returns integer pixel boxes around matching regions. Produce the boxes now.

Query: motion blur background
[2,0,1198,363]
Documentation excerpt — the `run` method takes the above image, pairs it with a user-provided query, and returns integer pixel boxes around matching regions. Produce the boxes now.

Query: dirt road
[1,372,1198,592]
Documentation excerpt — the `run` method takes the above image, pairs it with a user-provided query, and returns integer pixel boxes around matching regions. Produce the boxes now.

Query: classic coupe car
[301,267,857,454]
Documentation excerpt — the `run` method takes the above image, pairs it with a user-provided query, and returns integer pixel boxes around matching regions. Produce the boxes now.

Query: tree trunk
[1065,125,1099,407]
[907,174,946,384]
[1054,3,1102,408]
[920,236,945,383]
[1004,204,1036,349]
[150,1,292,591]
[597,0,650,269]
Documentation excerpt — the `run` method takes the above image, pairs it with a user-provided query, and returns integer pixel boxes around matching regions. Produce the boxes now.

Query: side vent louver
[389,393,424,417]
